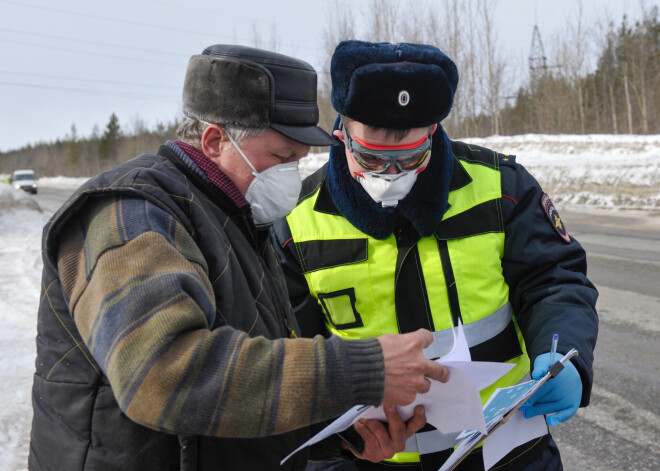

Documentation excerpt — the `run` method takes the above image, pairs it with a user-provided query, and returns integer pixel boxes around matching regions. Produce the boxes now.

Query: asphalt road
[33,185,73,216]
[552,211,660,470]
[34,188,660,469]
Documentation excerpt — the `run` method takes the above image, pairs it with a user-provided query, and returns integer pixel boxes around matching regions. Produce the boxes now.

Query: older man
[28,44,448,471]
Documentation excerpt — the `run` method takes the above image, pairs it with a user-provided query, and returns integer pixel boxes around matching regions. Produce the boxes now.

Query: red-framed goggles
[342,124,432,173]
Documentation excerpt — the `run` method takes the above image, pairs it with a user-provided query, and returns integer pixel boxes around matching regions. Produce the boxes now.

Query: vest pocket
[318,288,364,329]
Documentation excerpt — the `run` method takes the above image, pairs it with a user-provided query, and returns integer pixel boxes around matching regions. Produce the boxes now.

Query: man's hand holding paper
[280,323,514,465]
[341,329,448,463]
[379,328,451,406]
[344,404,427,462]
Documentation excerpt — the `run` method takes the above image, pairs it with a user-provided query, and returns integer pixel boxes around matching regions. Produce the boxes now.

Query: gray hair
[176,117,268,147]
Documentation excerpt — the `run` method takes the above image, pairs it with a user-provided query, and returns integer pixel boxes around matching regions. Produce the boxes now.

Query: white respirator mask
[227,132,302,226]
[357,170,418,208]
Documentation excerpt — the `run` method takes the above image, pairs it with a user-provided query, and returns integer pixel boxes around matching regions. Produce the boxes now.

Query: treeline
[0,115,180,177]
[1,0,657,177]
[498,6,659,136]
[316,0,660,138]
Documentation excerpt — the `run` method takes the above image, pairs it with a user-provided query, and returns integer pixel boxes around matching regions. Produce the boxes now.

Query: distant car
[10,169,38,194]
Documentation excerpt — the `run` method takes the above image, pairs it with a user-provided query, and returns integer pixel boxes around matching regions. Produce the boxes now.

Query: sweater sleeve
[500,158,599,407]
[57,195,385,438]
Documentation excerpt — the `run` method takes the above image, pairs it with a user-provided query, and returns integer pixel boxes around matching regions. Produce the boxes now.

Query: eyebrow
[273,150,300,161]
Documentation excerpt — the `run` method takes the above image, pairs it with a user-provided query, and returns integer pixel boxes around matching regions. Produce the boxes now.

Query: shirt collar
[173,141,249,208]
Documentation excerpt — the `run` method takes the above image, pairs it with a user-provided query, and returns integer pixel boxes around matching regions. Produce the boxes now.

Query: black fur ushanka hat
[331,40,459,129]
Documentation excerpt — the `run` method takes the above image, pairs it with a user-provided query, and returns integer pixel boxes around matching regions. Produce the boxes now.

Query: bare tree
[316,0,358,141]
[249,21,280,51]
[478,0,505,135]
[366,0,400,42]
[554,1,590,134]
[427,0,469,136]
[622,14,651,133]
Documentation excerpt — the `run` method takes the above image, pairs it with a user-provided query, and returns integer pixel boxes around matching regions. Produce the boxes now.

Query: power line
[143,0,319,33]
[0,80,178,101]
[0,70,180,90]
[1,27,188,58]
[0,0,225,39]
[0,0,317,52]
[1,38,182,68]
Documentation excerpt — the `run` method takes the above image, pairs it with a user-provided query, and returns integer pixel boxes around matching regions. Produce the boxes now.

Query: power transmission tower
[528,25,547,82]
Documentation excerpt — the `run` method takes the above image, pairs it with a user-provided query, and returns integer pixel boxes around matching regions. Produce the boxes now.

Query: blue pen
[550,333,559,364]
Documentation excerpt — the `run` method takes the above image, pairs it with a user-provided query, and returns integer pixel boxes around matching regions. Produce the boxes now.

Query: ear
[201,124,228,161]
[333,129,345,142]
[430,123,438,135]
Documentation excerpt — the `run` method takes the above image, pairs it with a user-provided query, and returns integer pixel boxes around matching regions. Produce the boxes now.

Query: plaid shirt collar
[173,141,249,208]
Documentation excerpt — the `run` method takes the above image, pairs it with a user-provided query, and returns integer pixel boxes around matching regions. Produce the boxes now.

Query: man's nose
[383,162,400,175]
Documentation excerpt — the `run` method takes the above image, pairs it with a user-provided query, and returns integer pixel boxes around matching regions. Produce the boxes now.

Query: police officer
[272,40,599,470]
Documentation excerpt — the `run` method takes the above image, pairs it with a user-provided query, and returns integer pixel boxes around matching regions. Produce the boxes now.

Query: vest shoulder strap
[450,140,508,170]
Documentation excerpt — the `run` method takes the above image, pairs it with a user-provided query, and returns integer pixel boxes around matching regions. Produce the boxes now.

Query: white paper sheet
[482,411,547,470]
[439,349,578,471]
[439,320,471,362]
[359,365,487,434]
[279,404,371,465]
[281,322,515,465]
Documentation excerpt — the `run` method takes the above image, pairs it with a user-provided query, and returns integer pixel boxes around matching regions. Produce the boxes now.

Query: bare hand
[343,405,427,462]
[378,329,450,407]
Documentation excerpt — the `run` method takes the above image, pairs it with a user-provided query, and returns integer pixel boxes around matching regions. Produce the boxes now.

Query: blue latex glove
[520,352,582,426]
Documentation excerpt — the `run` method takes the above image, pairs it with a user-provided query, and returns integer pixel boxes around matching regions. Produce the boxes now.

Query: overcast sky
[0,0,653,152]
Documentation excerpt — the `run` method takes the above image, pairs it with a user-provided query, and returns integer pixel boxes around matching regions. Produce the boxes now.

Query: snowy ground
[1,134,658,470]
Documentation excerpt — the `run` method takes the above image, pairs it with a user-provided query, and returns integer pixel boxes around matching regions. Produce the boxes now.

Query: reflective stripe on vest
[423,302,513,359]
[406,430,460,454]
[286,156,531,464]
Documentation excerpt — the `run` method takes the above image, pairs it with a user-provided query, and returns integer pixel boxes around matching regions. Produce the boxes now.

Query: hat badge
[398,90,410,106]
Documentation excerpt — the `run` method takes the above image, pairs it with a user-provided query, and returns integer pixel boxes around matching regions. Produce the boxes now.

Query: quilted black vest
[29,145,308,471]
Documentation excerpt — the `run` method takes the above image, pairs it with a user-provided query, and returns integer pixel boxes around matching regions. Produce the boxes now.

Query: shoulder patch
[499,153,517,166]
[541,193,570,243]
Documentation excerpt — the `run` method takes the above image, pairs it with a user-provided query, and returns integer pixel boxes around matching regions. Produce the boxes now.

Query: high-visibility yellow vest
[286,150,530,464]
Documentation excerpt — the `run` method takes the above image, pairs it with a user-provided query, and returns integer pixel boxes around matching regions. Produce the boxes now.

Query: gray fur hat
[182,44,335,146]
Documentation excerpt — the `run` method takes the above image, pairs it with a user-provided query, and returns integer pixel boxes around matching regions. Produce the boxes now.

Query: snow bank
[0,183,41,212]
[0,185,49,470]
[465,134,660,212]
[300,134,660,212]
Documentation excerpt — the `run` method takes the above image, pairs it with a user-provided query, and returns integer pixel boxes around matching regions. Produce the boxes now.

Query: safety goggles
[342,124,432,173]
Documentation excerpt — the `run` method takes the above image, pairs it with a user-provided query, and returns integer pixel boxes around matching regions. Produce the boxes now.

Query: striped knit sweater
[52,150,385,440]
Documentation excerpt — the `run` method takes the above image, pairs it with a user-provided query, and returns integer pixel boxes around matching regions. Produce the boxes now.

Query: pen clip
[548,361,565,378]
